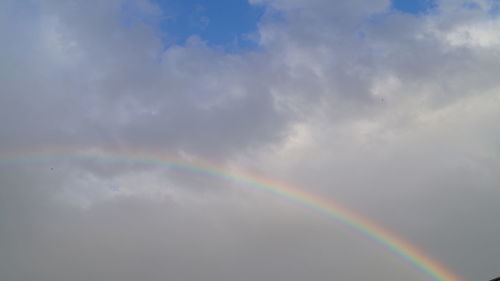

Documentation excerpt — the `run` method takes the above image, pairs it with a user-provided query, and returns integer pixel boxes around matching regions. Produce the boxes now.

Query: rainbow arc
[0,147,465,281]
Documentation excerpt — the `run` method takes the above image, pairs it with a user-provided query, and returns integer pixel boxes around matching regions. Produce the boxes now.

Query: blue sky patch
[392,0,436,14]
[151,0,264,50]
[489,0,500,16]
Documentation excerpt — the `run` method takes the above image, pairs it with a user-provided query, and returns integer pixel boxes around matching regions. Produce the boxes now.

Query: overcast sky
[1,0,500,281]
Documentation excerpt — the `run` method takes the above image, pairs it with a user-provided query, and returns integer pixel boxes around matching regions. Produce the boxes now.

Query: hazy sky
[1,1,500,281]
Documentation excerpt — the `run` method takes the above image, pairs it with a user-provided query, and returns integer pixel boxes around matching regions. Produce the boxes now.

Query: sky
[151,0,264,49]
[1,0,500,281]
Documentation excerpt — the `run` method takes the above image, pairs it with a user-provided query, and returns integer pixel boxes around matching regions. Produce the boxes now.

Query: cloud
[1,0,500,280]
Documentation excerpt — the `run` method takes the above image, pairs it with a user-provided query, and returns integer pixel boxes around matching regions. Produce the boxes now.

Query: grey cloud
[1,0,500,281]
[0,163,426,281]
[1,0,289,159]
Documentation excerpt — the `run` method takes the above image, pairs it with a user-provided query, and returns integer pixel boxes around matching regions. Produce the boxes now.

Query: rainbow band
[0,147,464,281]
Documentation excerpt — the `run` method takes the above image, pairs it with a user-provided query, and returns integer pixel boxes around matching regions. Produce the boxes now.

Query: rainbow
[0,146,465,281]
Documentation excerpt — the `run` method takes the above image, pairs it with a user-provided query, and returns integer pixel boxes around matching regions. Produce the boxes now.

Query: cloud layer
[1,1,500,281]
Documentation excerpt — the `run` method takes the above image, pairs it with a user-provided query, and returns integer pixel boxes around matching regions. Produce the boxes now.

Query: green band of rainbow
[0,147,465,281]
